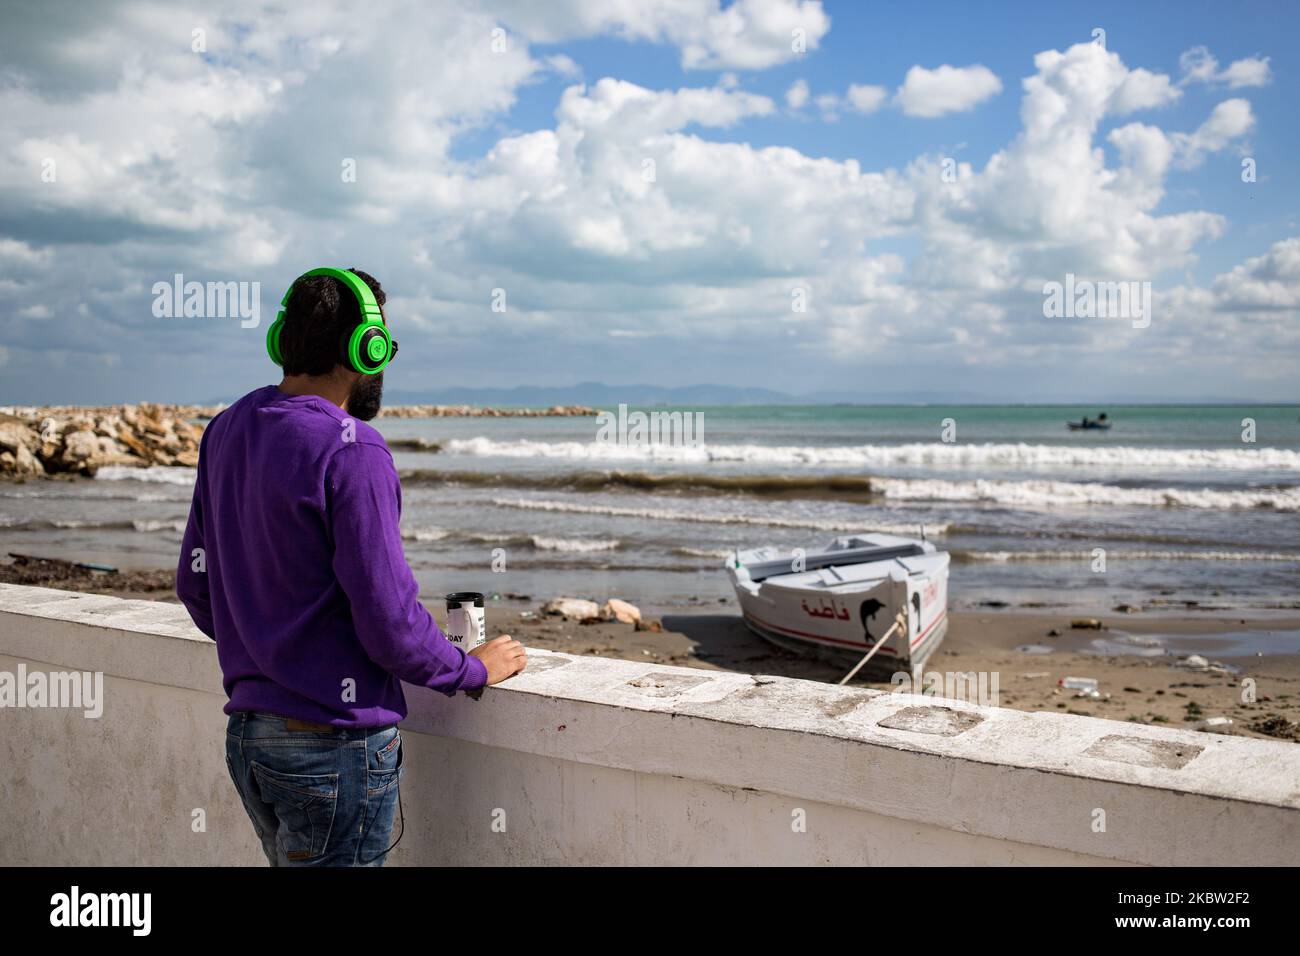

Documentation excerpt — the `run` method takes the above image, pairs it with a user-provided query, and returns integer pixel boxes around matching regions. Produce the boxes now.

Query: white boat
[726,532,949,680]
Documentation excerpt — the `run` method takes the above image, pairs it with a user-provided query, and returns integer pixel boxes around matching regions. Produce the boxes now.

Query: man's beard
[347,371,384,421]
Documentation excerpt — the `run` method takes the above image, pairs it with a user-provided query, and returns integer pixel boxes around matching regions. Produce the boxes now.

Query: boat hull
[739,602,948,680]
[727,537,949,681]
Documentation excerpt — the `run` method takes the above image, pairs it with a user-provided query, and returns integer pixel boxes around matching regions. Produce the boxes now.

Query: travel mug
[445,592,486,651]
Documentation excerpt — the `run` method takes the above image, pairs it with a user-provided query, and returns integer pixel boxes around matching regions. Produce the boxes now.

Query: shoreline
[2,557,1295,743]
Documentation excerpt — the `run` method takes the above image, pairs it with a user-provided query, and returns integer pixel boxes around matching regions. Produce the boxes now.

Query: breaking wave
[94,465,197,485]
[404,466,1300,511]
[952,548,1300,563]
[400,527,620,552]
[874,477,1300,511]
[486,496,949,536]
[0,517,187,533]
[672,546,737,559]
[444,437,1300,471]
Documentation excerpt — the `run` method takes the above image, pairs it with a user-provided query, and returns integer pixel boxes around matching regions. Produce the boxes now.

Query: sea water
[2,403,1297,615]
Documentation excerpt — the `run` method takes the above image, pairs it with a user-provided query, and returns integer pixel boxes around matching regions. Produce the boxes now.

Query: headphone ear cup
[346,323,392,374]
[266,316,285,366]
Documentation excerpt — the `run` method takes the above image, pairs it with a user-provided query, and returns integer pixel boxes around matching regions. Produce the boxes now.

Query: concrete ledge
[1,582,1296,865]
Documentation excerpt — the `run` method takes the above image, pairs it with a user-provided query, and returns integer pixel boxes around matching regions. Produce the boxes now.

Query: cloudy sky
[1,0,1297,404]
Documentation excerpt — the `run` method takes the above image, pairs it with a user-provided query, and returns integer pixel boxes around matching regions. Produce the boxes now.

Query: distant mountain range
[180,381,1290,407]
[382,381,1278,406]
[385,381,991,406]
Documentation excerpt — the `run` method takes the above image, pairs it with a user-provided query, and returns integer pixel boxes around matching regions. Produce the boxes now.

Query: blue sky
[496,0,1299,283]
[0,0,1296,404]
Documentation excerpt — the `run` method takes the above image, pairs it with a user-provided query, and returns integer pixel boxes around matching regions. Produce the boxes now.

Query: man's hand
[470,634,527,685]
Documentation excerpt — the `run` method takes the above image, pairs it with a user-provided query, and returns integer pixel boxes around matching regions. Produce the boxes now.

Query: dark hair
[279,268,386,376]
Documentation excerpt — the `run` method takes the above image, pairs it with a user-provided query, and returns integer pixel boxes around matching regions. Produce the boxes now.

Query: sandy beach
[4,555,1295,744]
[477,604,1300,744]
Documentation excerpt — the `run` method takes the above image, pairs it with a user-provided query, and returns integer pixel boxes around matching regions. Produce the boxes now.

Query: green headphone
[266,267,397,374]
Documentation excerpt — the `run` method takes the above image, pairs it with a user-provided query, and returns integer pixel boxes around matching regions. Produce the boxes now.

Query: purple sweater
[177,384,487,727]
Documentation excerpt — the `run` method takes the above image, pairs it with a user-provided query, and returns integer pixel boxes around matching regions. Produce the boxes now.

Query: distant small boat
[726,533,949,680]
[1068,413,1111,431]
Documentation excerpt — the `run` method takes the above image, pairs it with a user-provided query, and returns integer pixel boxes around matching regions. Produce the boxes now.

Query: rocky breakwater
[0,403,211,478]
[0,401,592,478]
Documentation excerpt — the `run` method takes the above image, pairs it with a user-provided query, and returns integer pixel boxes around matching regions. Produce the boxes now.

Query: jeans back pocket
[251,762,340,862]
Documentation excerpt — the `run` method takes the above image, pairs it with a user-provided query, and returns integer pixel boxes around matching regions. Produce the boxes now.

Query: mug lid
[446,591,485,608]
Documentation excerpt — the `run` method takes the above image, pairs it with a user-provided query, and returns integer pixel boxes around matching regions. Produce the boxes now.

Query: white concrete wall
[0,582,1296,866]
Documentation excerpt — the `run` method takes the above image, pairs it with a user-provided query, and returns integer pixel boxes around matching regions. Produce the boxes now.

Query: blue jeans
[225,711,404,866]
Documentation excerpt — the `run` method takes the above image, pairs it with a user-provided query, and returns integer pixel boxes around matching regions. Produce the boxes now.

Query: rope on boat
[838,610,908,686]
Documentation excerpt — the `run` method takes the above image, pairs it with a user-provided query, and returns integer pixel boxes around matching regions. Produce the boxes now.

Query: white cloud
[1179,46,1220,84]
[678,0,831,69]
[0,238,53,267]
[906,43,1231,283]
[1110,67,1181,113]
[1210,237,1300,311]
[0,7,1289,400]
[1179,46,1272,88]
[1219,57,1272,88]
[896,63,1002,117]
[1172,98,1255,167]
[556,78,775,133]
[492,0,831,70]
[546,54,582,79]
[788,81,884,120]
[845,83,887,114]
[813,92,841,120]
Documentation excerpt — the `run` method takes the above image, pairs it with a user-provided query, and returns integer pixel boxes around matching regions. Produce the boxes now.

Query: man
[176,267,526,866]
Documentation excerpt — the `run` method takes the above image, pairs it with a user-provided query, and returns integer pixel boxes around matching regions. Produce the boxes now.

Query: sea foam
[444,437,1300,472]
[488,497,948,535]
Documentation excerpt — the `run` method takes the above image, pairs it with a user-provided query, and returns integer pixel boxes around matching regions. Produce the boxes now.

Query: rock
[12,441,45,476]
[1113,603,1141,614]
[0,420,38,454]
[0,422,44,477]
[1070,618,1104,630]
[541,598,602,622]
[117,429,149,457]
[1046,628,1062,637]
[0,403,213,478]
[601,598,642,625]
[634,618,663,633]
[60,429,100,463]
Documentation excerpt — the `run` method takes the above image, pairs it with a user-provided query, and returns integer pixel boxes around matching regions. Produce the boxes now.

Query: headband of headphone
[266,267,396,375]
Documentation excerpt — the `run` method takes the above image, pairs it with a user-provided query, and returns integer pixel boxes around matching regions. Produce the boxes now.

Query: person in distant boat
[1098,412,1108,423]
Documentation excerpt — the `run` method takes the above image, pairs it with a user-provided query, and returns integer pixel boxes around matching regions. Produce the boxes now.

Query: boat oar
[838,611,907,686]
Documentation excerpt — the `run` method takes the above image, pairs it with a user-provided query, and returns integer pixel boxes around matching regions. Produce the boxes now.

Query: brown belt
[284,717,335,732]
